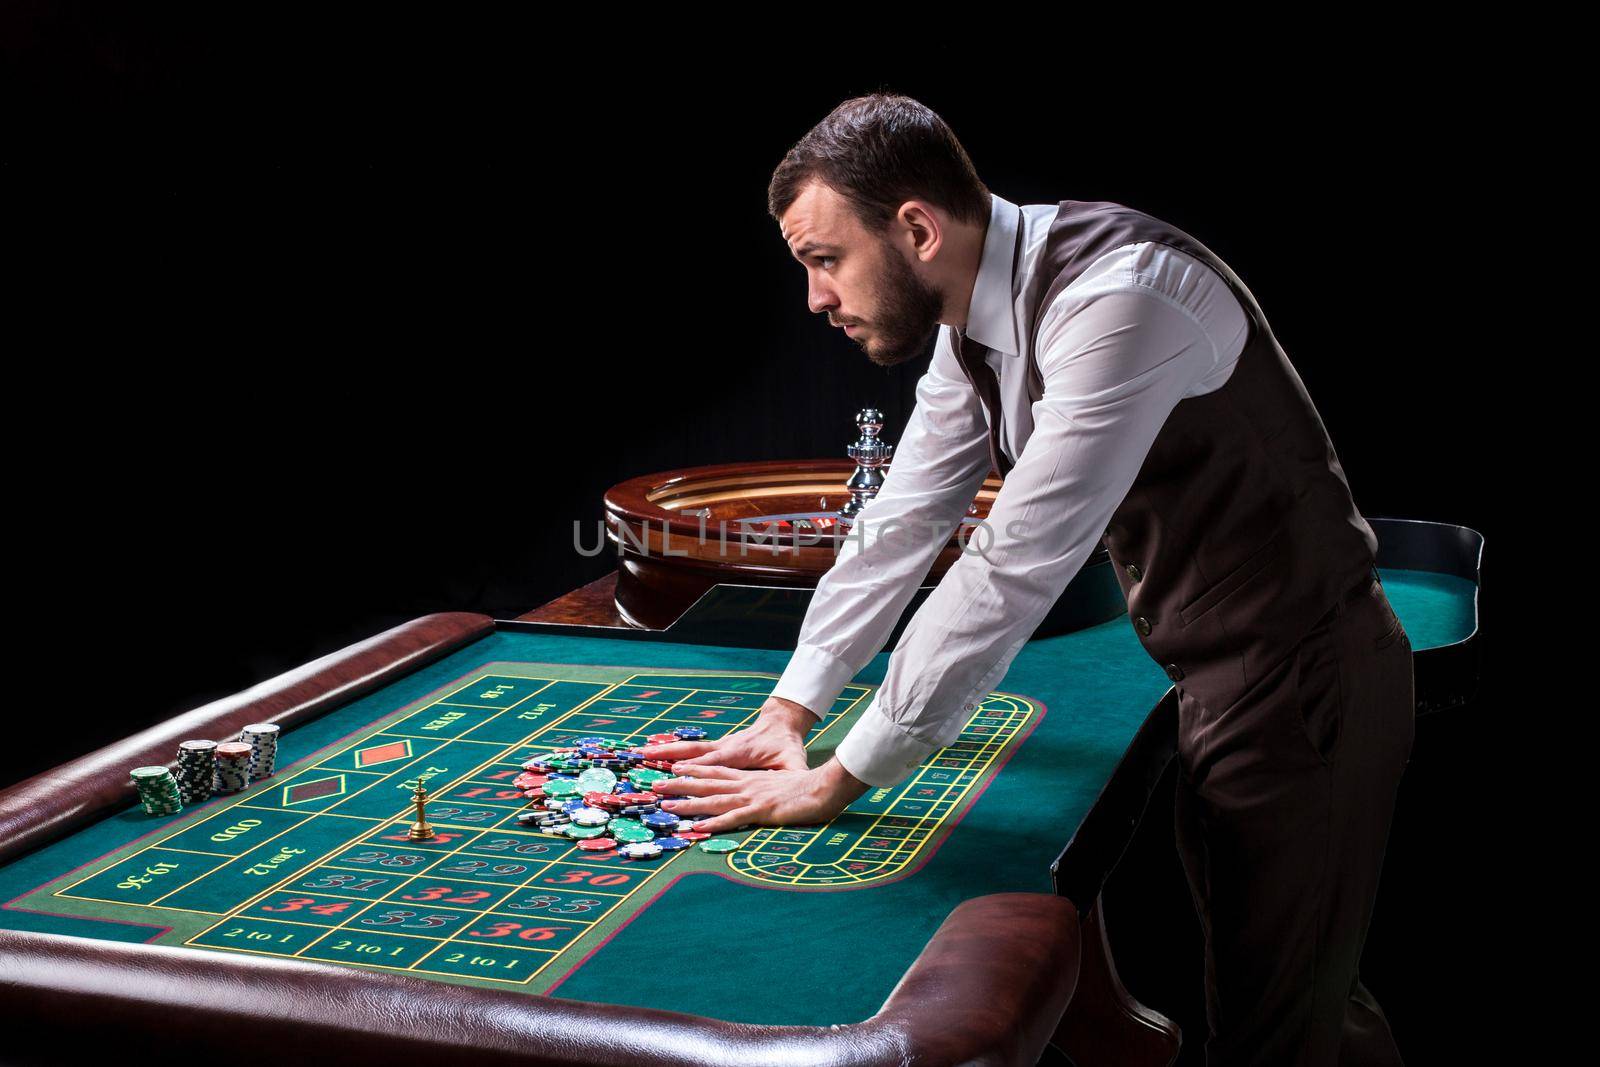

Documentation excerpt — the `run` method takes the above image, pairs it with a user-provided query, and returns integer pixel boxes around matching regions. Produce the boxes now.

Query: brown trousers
[1175,575,1414,1066]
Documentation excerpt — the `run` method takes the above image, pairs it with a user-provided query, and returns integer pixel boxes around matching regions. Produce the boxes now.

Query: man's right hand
[634,696,815,772]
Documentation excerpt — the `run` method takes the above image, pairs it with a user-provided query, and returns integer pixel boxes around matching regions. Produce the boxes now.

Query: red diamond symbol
[282,776,346,806]
[356,740,413,767]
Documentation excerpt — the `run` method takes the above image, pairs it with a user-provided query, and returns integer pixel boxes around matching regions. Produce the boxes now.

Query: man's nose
[807,278,838,315]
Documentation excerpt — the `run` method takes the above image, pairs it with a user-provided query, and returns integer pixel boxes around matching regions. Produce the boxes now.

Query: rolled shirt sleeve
[770,327,995,719]
[833,282,1227,786]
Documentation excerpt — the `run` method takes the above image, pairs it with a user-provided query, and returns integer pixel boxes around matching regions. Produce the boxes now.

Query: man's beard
[857,241,945,368]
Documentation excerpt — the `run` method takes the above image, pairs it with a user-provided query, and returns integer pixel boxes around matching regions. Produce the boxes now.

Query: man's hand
[652,757,869,834]
[635,696,814,772]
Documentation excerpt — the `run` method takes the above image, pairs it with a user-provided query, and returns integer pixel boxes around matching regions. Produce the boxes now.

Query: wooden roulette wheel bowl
[597,458,1001,629]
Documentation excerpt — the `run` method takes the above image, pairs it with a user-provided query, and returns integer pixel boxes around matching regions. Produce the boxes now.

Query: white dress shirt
[771,193,1251,787]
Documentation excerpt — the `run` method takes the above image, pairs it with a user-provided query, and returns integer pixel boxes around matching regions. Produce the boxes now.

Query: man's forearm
[813,756,871,807]
[757,696,821,737]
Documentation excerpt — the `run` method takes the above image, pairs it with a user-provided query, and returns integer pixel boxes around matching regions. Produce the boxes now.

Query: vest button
[1125,563,1142,582]
[1164,663,1184,682]
[1134,616,1153,637]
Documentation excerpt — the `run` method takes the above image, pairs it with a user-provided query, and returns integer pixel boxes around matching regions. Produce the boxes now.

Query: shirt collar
[962,192,1023,357]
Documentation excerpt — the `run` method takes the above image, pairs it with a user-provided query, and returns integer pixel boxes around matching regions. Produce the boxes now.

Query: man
[642,94,1414,1066]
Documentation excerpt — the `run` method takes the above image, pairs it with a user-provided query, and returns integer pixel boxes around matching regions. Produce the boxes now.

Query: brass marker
[407,780,435,841]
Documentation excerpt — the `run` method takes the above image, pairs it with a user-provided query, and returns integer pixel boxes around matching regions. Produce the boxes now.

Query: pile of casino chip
[516,730,743,859]
[175,739,217,804]
[243,723,279,780]
[129,723,281,815]
[213,742,253,794]
[130,766,183,816]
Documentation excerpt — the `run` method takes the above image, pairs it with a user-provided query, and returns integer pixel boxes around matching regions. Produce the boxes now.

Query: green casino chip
[698,839,740,853]
[629,769,670,789]
[544,780,582,797]
[576,768,618,792]
[564,823,607,839]
[609,820,654,843]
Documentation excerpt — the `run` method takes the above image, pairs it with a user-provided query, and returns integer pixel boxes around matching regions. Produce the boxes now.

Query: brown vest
[1019,200,1378,713]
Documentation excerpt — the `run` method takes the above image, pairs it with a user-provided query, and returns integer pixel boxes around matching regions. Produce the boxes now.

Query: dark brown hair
[768,94,990,232]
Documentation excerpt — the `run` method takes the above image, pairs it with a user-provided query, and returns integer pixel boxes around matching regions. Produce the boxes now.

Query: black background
[6,7,1521,1063]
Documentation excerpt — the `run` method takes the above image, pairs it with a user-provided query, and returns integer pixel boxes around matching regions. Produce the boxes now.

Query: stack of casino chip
[242,723,280,780]
[175,739,217,804]
[131,766,183,816]
[512,730,742,859]
[213,742,253,794]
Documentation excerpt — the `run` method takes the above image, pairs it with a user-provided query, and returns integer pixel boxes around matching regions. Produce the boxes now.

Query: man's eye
[819,256,836,269]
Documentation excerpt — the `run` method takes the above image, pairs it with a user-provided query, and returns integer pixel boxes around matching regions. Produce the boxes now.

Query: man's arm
[834,278,1235,785]
[768,326,995,717]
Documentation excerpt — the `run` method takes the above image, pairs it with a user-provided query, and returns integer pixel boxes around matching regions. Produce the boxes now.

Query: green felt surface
[0,568,1474,1025]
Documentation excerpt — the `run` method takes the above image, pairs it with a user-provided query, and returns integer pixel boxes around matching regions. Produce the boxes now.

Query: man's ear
[896,202,942,263]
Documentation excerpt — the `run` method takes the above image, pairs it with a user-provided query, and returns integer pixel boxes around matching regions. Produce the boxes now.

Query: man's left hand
[652,758,869,835]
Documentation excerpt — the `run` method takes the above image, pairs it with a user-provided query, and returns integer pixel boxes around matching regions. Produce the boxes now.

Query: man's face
[780,181,945,368]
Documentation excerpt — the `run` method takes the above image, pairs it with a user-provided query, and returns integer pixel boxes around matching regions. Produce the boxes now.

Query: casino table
[0,518,1482,1066]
